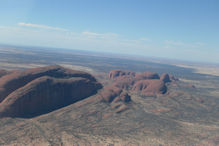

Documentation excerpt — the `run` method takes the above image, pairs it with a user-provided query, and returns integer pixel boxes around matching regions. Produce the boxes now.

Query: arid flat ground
[0,45,219,146]
[174,64,219,77]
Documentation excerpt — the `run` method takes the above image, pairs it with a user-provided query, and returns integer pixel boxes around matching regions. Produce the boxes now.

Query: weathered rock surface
[0,65,97,103]
[100,86,122,102]
[132,79,167,96]
[107,70,175,97]
[135,72,160,80]
[118,92,131,103]
[112,76,135,90]
[0,65,102,118]
[100,84,132,113]
[109,69,135,79]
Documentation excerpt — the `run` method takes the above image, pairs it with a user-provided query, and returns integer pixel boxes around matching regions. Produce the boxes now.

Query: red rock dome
[0,65,102,118]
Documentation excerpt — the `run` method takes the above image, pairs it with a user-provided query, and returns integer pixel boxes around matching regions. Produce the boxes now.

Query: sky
[0,0,219,63]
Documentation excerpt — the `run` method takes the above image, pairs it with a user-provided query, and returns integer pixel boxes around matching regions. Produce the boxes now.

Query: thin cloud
[18,22,68,31]
[82,31,102,37]
[82,31,118,39]
[164,40,206,49]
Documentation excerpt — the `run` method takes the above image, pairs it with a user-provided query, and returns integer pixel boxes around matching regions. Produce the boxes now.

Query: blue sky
[0,0,219,63]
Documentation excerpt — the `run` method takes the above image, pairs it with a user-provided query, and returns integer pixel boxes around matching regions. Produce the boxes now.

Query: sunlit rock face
[132,79,167,96]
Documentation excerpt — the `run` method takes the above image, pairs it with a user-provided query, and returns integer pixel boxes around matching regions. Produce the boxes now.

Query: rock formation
[113,92,131,103]
[160,73,171,83]
[109,69,135,79]
[100,86,122,102]
[100,84,131,113]
[132,79,167,96]
[135,72,160,80]
[0,65,97,103]
[112,76,135,90]
[0,65,102,118]
[106,70,176,97]
[99,80,132,113]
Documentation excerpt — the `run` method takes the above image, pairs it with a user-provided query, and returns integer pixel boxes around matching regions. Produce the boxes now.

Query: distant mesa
[0,65,102,118]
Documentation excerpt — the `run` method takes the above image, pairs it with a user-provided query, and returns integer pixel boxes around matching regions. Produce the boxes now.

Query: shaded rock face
[0,65,102,118]
[160,73,171,83]
[109,69,135,79]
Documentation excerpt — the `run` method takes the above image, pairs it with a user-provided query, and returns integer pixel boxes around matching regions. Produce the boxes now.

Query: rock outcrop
[113,92,131,103]
[112,76,135,90]
[0,65,97,103]
[160,73,171,83]
[109,69,135,79]
[135,72,160,80]
[132,79,167,96]
[100,84,131,113]
[100,86,122,102]
[0,65,102,118]
[106,70,176,97]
